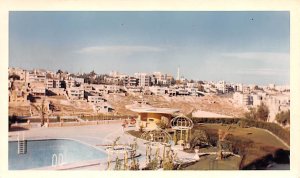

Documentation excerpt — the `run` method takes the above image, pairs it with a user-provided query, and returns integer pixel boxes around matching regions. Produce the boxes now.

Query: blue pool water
[9,139,107,170]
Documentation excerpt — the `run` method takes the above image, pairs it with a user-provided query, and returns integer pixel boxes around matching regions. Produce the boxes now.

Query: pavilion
[129,107,180,130]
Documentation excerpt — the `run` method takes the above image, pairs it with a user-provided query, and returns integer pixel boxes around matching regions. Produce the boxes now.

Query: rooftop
[129,107,180,114]
[192,110,232,118]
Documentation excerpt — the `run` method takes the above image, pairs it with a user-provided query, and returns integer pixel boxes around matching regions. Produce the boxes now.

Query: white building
[186,87,198,96]
[46,79,61,89]
[106,85,121,93]
[242,85,251,94]
[87,95,106,103]
[67,87,84,100]
[233,92,251,106]
[32,87,46,96]
[149,86,167,95]
[83,84,93,92]
[93,102,113,113]
[125,77,138,87]
[134,73,151,87]
[167,88,177,96]
[25,69,47,83]
[29,81,46,96]
[251,93,263,107]
[187,82,198,88]
[268,84,276,89]
[265,94,290,122]
[64,79,75,88]
[109,71,128,79]
[216,81,229,94]
[73,77,84,85]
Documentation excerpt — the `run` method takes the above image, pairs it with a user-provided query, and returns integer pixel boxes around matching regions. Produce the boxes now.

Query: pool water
[9,139,106,170]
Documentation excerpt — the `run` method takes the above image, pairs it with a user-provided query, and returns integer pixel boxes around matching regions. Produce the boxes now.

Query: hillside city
[7,11,291,171]
[8,67,290,126]
[8,66,291,170]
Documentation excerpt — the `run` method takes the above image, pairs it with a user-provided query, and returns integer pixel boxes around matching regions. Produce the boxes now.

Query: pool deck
[9,122,192,170]
[9,122,289,170]
[9,122,154,170]
[8,122,204,170]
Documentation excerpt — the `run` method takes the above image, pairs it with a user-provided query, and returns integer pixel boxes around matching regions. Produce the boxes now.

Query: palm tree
[217,126,231,160]
[32,99,48,127]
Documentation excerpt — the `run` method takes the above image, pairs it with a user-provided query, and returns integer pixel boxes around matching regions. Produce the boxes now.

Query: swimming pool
[9,139,107,170]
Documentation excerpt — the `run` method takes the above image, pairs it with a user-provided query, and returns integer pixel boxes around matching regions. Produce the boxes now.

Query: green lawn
[191,124,289,168]
[182,154,241,170]
[127,123,289,170]
[196,124,288,147]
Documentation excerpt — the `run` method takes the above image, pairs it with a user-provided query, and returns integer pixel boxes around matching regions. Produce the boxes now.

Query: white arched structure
[141,129,172,144]
[170,115,194,145]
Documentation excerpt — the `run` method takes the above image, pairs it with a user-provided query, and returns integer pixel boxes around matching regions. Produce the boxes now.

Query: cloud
[221,52,289,61]
[77,45,165,55]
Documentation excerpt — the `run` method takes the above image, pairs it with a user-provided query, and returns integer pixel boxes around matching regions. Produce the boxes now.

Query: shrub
[256,103,269,121]
[158,122,168,129]
[163,160,174,170]
[237,120,248,128]
[56,115,61,122]
[139,125,145,133]
[8,114,18,130]
[190,129,210,148]
[244,108,257,120]
[146,158,159,170]
[273,149,290,164]
[275,110,290,126]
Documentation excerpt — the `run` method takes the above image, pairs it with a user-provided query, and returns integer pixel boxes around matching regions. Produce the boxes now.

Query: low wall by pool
[9,139,107,170]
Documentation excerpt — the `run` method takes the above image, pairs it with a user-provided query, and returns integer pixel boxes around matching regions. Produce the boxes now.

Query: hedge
[192,117,290,145]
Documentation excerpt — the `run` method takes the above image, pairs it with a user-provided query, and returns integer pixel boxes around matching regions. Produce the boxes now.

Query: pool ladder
[17,132,27,154]
[52,153,64,166]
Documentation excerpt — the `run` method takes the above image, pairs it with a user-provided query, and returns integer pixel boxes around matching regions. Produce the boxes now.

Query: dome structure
[141,129,172,144]
[170,115,194,130]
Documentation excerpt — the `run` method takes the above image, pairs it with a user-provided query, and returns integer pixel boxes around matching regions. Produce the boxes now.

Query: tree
[46,73,53,79]
[190,129,210,149]
[56,69,63,80]
[157,121,168,129]
[275,110,290,126]
[49,101,56,112]
[9,114,18,130]
[9,73,20,80]
[237,120,248,128]
[56,69,63,74]
[216,126,231,160]
[32,99,49,127]
[256,103,269,121]
[89,70,96,76]
[244,107,257,120]
[244,103,269,121]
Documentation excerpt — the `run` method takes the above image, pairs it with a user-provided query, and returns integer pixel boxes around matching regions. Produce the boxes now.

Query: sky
[9,11,290,85]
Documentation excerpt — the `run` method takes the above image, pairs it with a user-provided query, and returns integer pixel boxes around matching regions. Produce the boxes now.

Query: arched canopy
[170,115,194,130]
[141,129,172,144]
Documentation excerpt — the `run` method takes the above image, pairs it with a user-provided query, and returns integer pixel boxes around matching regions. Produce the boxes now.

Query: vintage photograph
[8,11,290,170]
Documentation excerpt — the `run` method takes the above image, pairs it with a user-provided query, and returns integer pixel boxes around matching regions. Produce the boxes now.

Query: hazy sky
[9,11,290,85]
